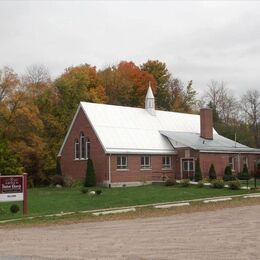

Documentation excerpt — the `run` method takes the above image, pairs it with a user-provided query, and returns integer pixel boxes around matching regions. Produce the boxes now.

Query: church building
[58,84,260,187]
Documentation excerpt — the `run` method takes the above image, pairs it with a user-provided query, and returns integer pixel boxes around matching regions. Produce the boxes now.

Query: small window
[80,132,86,159]
[183,159,194,171]
[74,139,80,159]
[242,156,248,167]
[86,138,90,159]
[162,156,171,169]
[117,155,128,169]
[141,155,151,169]
[228,157,235,170]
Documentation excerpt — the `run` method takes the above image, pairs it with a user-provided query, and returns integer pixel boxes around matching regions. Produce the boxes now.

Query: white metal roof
[160,131,260,153]
[78,102,215,154]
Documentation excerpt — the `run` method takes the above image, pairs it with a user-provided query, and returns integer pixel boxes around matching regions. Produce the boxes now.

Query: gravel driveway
[0,205,259,260]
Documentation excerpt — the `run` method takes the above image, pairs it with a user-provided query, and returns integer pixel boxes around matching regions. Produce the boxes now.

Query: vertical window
[141,155,151,169]
[162,156,171,169]
[80,132,86,159]
[86,138,90,159]
[229,157,235,170]
[183,159,194,171]
[243,156,248,167]
[117,155,128,169]
[74,139,80,159]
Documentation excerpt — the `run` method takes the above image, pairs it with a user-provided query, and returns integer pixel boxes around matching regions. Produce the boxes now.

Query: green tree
[84,159,96,187]
[223,165,235,181]
[237,164,250,180]
[140,60,171,110]
[194,159,202,181]
[208,164,217,181]
[0,138,23,175]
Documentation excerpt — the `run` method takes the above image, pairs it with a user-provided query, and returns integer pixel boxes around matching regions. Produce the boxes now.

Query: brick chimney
[200,108,213,140]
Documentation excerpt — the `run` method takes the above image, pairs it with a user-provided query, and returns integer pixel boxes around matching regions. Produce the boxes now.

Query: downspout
[108,154,111,188]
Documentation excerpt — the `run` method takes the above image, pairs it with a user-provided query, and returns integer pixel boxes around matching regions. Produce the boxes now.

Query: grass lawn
[0,183,258,221]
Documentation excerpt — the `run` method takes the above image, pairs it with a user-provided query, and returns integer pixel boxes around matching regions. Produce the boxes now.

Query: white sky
[1,1,260,96]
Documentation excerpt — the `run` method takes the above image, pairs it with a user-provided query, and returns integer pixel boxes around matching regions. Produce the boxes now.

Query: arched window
[80,132,86,159]
[86,137,90,159]
[74,139,80,159]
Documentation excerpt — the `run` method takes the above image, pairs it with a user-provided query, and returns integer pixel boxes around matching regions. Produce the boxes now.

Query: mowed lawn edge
[0,184,259,221]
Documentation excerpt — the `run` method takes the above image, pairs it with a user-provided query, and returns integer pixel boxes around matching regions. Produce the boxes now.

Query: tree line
[0,60,259,185]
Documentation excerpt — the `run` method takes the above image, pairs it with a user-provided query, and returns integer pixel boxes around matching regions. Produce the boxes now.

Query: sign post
[0,173,28,215]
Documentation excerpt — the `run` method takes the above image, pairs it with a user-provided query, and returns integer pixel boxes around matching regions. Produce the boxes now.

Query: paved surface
[0,205,259,260]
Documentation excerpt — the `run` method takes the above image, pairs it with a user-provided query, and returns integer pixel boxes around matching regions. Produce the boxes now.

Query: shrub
[51,175,65,186]
[64,176,73,187]
[10,204,20,214]
[188,175,194,181]
[56,159,62,176]
[208,164,216,181]
[96,190,102,195]
[211,179,225,189]
[237,164,250,180]
[223,165,234,181]
[84,159,96,187]
[180,179,190,187]
[165,179,176,186]
[197,181,204,188]
[228,180,241,190]
[81,187,88,194]
[194,159,202,182]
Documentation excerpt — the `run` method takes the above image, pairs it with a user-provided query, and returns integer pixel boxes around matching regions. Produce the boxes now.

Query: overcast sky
[1,1,260,96]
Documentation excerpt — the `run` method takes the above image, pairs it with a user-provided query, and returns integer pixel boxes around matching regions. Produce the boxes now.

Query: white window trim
[74,139,80,160]
[180,157,195,179]
[140,155,151,169]
[117,155,128,170]
[162,156,172,170]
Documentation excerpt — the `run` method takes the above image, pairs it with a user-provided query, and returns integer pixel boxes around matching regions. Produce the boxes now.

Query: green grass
[0,184,257,221]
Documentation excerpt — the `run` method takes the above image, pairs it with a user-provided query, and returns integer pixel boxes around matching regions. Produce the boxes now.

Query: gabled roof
[160,131,260,153]
[58,102,260,156]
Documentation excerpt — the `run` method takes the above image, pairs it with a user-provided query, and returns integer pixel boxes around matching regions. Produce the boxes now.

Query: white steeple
[145,82,156,116]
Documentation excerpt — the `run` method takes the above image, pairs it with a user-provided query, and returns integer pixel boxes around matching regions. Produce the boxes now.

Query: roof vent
[145,82,155,116]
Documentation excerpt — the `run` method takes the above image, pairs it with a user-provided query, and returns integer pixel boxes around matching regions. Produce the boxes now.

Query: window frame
[228,157,235,171]
[117,155,128,170]
[140,155,151,169]
[74,139,80,160]
[182,159,194,172]
[162,156,171,169]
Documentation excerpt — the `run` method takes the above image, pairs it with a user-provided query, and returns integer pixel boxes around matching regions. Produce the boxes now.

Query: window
[242,156,248,167]
[74,139,80,159]
[162,156,171,169]
[117,155,128,169]
[86,138,90,159]
[183,159,194,171]
[80,132,86,159]
[229,157,235,170]
[141,156,151,169]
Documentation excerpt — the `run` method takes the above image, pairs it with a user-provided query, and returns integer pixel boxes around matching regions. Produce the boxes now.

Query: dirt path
[0,205,259,260]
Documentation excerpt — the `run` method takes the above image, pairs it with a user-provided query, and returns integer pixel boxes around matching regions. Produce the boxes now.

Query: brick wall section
[110,155,174,183]
[60,108,108,183]
[199,153,258,178]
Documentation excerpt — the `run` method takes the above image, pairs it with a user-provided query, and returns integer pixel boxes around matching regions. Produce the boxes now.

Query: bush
[194,159,202,182]
[211,179,225,189]
[81,187,88,194]
[10,204,20,214]
[237,164,250,180]
[96,190,102,195]
[84,159,96,187]
[228,180,241,190]
[51,175,65,186]
[223,165,235,181]
[165,179,176,186]
[180,179,190,187]
[197,181,204,188]
[64,176,74,187]
[208,164,216,181]
[188,175,194,181]
[56,159,62,176]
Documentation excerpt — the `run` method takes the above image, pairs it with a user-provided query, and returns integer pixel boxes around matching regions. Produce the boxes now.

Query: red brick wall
[199,153,258,178]
[110,155,174,183]
[60,108,108,184]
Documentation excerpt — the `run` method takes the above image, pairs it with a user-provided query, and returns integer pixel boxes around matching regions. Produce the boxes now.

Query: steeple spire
[145,82,155,116]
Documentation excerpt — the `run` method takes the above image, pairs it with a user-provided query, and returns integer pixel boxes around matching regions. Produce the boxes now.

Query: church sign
[0,174,28,214]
